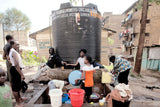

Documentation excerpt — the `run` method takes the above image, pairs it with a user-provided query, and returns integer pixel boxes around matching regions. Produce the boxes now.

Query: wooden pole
[134,0,148,74]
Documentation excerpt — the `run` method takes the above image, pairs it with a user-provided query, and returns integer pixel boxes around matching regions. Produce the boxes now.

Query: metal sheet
[149,47,160,59]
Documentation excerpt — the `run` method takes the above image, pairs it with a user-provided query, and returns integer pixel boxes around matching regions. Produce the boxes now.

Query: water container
[69,70,82,86]
[102,72,112,84]
[52,3,101,63]
[49,89,62,107]
[48,80,56,90]
[69,89,85,107]
[112,99,130,107]
[62,93,69,103]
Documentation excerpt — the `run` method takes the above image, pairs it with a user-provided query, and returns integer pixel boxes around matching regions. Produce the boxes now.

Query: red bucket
[69,89,85,107]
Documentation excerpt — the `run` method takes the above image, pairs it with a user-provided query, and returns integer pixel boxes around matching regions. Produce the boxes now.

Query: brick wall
[4,30,29,46]
[101,30,109,65]
[103,13,125,56]
[130,3,160,47]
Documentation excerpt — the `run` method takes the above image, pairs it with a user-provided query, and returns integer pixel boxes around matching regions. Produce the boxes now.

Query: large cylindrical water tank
[52,3,101,63]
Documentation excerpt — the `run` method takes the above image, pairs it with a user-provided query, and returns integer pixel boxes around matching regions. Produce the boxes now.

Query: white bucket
[49,89,62,107]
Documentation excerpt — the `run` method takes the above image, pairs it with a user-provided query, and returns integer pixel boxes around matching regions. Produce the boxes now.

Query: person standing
[8,41,25,107]
[109,56,132,85]
[75,55,95,102]
[2,35,13,82]
[66,48,87,71]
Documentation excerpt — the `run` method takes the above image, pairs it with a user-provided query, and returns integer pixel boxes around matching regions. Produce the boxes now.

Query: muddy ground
[0,61,160,107]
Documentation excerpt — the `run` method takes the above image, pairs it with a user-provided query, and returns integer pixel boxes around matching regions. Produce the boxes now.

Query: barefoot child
[0,68,12,107]
[75,55,95,102]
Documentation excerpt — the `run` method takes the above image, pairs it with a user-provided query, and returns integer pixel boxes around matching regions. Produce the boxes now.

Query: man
[109,56,132,85]
[3,35,13,82]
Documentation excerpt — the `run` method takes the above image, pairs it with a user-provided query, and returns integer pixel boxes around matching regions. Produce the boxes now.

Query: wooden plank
[33,103,108,107]
[26,86,48,105]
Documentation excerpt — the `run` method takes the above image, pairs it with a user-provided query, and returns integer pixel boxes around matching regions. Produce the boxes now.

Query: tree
[0,13,4,23]
[3,8,31,31]
[70,0,79,5]
[70,0,84,6]
[135,0,160,10]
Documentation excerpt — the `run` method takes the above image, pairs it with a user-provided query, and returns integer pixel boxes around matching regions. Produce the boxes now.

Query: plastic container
[48,80,56,90]
[102,72,112,84]
[99,100,104,106]
[112,99,130,107]
[90,93,100,102]
[69,89,85,107]
[49,89,62,107]
[65,99,71,104]
[62,93,69,103]
[69,70,82,86]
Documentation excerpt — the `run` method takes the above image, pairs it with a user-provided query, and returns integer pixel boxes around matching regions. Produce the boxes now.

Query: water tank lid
[60,2,72,9]
[85,3,98,10]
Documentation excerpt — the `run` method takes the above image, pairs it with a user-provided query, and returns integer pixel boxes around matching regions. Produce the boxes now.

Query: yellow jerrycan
[102,71,112,84]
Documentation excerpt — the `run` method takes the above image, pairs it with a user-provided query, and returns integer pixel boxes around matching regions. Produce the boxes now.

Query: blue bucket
[68,70,82,86]
[62,93,69,103]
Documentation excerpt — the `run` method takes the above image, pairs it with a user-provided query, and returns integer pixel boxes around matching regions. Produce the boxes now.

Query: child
[0,68,12,107]
[66,48,87,71]
[75,55,95,102]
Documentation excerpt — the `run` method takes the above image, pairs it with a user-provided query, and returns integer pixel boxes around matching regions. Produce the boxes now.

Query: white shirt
[82,65,94,71]
[9,48,24,68]
[77,57,86,70]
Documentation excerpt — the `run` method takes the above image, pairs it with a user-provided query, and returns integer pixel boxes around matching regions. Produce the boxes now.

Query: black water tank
[52,3,101,63]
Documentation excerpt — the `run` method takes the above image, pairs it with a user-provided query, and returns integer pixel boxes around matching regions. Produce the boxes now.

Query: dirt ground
[0,61,160,107]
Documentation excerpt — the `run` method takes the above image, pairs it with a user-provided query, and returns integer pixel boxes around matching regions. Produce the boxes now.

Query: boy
[3,35,13,82]
[0,68,12,107]
[75,55,95,102]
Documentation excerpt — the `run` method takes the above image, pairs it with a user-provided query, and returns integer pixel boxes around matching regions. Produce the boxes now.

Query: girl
[8,41,25,107]
[66,48,87,71]
[75,55,95,102]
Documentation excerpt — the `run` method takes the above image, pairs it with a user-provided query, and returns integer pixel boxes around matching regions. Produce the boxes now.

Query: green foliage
[70,0,79,5]
[41,56,47,63]
[0,13,4,23]
[135,0,160,11]
[2,8,31,31]
[130,73,136,78]
[22,50,47,66]
[149,0,160,4]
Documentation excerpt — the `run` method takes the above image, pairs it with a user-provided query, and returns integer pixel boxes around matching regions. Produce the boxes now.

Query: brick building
[102,12,125,56]
[29,26,52,58]
[3,30,37,52]
[121,2,160,71]
[101,27,116,65]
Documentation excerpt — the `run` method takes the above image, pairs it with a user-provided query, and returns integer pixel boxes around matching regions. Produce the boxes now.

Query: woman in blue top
[109,56,132,85]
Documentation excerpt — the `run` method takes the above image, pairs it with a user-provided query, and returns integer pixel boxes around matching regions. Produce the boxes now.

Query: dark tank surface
[52,3,101,63]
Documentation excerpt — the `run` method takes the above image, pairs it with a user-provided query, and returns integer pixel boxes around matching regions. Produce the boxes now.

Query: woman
[8,41,25,107]
[109,56,132,86]
[33,48,66,80]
